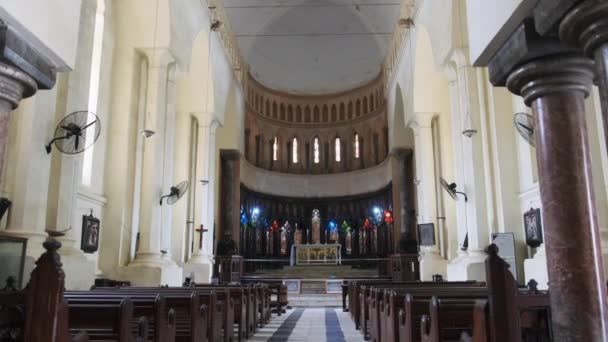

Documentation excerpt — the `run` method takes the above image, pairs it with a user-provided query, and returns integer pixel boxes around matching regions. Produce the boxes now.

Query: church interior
[1,0,608,341]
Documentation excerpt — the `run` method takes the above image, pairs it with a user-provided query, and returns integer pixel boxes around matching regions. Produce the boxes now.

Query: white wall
[465,0,523,64]
[0,0,83,69]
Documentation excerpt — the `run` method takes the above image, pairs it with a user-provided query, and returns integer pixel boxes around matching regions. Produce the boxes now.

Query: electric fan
[440,177,468,202]
[514,112,535,147]
[45,111,101,154]
[159,181,190,205]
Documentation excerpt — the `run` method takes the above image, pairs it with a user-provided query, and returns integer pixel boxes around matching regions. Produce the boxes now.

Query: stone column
[392,148,415,252]
[561,2,608,171]
[506,54,608,340]
[127,48,182,286]
[184,112,218,283]
[410,112,446,279]
[0,64,37,181]
[219,149,241,250]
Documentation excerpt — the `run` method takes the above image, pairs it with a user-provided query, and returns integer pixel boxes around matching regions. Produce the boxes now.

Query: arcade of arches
[1,0,608,340]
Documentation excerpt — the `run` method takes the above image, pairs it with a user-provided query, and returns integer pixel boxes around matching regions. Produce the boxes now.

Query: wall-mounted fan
[440,177,470,251]
[514,112,535,147]
[440,177,468,202]
[159,181,190,205]
[46,111,101,154]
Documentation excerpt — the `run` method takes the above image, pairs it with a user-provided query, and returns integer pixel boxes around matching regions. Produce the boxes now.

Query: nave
[248,308,363,342]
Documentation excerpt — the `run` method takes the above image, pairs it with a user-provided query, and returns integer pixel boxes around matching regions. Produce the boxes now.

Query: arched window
[273,136,279,161]
[354,133,360,159]
[335,137,341,162]
[313,138,320,164]
[292,138,298,163]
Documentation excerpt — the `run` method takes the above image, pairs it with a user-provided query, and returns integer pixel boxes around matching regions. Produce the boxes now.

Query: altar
[290,244,342,266]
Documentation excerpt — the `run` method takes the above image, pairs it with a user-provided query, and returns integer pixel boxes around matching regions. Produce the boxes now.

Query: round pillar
[507,54,608,340]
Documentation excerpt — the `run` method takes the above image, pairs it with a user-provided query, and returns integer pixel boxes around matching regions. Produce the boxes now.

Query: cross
[195,224,208,250]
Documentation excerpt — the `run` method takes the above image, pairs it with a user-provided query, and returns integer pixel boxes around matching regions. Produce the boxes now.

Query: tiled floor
[247,308,365,342]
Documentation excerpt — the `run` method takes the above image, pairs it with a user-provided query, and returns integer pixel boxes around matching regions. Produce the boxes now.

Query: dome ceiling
[222,0,401,95]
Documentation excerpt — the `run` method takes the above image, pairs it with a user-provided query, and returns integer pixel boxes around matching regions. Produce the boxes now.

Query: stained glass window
[292,138,298,163]
[313,138,320,164]
[335,137,341,162]
[273,136,279,161]
[354,133,360,159]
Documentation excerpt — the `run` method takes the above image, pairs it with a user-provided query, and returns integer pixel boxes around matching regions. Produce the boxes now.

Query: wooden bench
[109,287,233,342]
[66,296,151,342]
[85,289,209,342]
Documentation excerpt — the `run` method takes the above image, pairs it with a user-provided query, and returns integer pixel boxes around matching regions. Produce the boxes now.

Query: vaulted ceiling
[222,0,401,95]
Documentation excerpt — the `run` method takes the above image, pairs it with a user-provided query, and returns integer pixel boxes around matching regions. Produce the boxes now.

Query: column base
[183,253,214,284]
[118,262,183,287]
[446,250,487,281]
[58,247,96,290]
[418,248,447,281]
[524,248,549,290]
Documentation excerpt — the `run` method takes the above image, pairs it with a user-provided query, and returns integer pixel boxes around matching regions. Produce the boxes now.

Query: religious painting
[524,208,543,248]
[361,230,367,255]
[311,209,321,244]
[372,228,378,254]
[255,229,262,255]
[346,231,352,255]
[294,227,302,245]
[266,230,273,256]
[280,229,288,256]
[81,213,100,253]
[418,223,436,246]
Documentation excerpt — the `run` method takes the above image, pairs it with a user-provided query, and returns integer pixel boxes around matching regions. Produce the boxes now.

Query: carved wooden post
[24,239,71,342]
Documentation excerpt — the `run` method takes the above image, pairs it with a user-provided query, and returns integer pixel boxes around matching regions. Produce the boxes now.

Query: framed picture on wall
[523,208,543,248]
[81,213,100,253]
[491,233,517,280]
[0,236,27,289]
[418,223,435,246]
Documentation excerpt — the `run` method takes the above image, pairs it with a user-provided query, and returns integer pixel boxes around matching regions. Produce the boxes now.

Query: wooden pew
[110,287,231,342]
[195,283,255,339]
[420,297,478,342]
[66,296,150,341]
[358,281,484,339]
[66,292,176,342]
[84,289,209,342]
[370,286,487,342]
[240,277,287,317]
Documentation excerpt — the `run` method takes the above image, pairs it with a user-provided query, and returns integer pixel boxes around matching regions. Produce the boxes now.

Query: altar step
[251,265,378,279]
[288,294,343,307]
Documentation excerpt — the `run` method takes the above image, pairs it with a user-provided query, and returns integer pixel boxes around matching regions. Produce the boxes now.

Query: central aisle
[248,308,365,342]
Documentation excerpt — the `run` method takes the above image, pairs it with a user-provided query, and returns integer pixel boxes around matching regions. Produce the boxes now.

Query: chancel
[0,0,607,341]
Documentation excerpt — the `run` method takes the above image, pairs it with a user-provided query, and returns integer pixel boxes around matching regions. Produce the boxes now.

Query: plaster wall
[240,157,393,199]
[465,0,522,64]
[0,0,83,69]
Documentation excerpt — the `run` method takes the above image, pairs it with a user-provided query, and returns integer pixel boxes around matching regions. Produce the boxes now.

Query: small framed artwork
[326,279,343,294]
[283,279,301,294]
[81,213,100,253]
[523,208,543,248]
[0,236,27,289]
[418,223,436,246]
[491,233,517,280]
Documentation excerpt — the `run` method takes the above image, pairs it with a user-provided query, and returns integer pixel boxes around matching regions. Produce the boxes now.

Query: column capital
[506,54,594,106]
[0,63,38,109]
[193,112,218,127]
[408,112,437,129]
[142,48,175,69]
[560,1,608,58]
